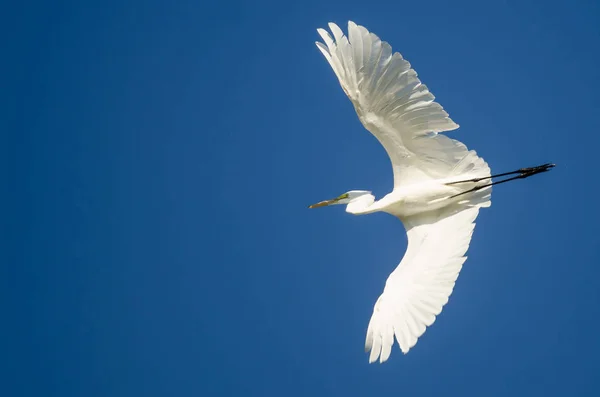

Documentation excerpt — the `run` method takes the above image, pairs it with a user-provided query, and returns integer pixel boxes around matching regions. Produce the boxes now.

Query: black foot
[517,163,555,178]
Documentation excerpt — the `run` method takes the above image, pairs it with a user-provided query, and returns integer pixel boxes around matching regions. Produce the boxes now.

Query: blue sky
[5,0,600,395]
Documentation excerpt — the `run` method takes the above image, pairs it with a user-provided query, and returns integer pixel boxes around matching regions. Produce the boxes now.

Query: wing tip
[368,348,380,364]
[316,27,328,38]
[327,21,341,31]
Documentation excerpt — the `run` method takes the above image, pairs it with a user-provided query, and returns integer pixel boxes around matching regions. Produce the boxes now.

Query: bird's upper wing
[365,205,482,363]
[316,22,480,187]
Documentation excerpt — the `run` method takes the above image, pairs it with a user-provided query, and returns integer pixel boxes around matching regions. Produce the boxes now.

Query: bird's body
[342,181,465,216]
[372,179,485,217]
[310,21,553,363]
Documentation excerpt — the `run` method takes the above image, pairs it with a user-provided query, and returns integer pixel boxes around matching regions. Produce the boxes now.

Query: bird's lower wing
[316,22,489,187]
[365,205,483,363]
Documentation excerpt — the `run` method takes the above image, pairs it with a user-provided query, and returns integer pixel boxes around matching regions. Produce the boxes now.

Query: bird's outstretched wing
[316,22,486,187]
[365,205,482,363]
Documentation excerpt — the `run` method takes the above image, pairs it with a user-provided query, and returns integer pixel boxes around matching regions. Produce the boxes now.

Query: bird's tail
[447,151,492,208]
[449,150,492,182]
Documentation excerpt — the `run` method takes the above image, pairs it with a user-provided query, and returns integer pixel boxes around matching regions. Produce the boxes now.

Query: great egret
[310,21,554,363]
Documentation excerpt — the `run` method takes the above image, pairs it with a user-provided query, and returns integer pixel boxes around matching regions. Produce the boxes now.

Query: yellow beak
[308,198,338,208]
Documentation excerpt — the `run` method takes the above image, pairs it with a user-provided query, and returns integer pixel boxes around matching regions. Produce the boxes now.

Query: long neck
[345,194,377,215]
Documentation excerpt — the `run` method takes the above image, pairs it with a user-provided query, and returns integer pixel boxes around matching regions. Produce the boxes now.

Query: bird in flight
[310,21,554,363]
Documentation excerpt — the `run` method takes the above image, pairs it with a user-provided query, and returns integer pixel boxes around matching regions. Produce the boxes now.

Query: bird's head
[308,190,372,208]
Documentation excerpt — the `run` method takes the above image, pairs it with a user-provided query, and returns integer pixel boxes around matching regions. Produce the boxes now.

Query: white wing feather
[365,206,481,363]
[316,21,488,187]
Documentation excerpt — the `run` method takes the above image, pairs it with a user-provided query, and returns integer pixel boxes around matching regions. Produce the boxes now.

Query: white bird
[310,21,554,363]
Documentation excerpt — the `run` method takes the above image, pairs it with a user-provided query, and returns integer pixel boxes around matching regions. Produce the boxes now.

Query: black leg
[448,163,555,199]
[446,163,555,185]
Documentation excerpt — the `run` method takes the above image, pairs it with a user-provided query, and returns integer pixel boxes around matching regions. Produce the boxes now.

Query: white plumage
[366,206,479,362]
[311,21,493,363]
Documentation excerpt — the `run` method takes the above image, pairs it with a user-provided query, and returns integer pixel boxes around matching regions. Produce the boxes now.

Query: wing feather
[366,205,482,363]
[316,22,491,187]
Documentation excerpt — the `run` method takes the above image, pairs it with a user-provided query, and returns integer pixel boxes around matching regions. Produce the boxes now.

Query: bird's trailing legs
[447,163,555,199]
